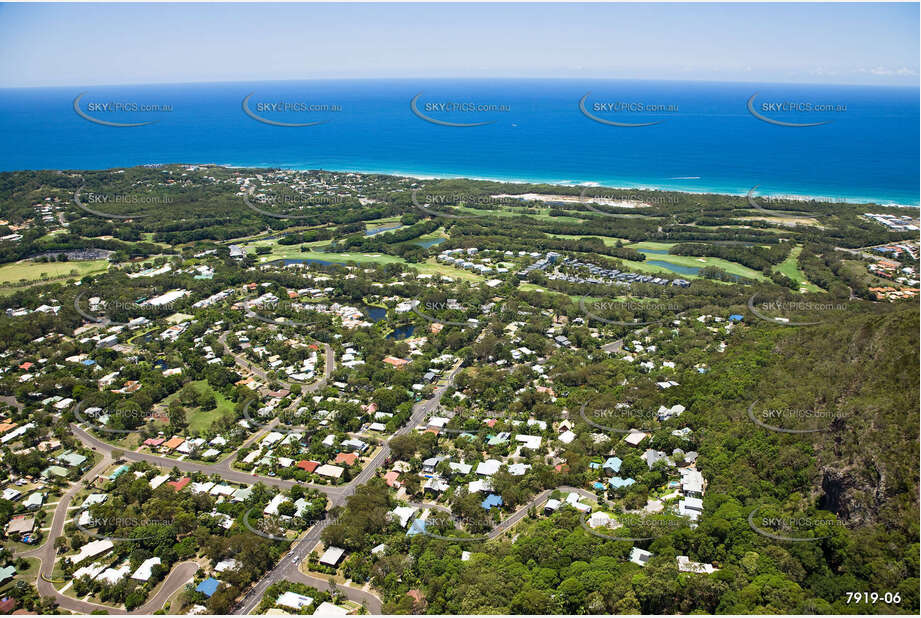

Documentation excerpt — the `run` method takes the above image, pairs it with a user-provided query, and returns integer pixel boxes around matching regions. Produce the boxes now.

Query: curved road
[24,347,587,615]
[21,346,598,616]
[486,486,595,540]
[233,358,465,614]
[16,341,342,614]
[17,450,200,615]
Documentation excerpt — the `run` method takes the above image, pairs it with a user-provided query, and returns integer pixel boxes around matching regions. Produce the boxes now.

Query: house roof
[475,459,501,476]
[481,494,504,510]
[6,515,35,534]
[319,546,345,565]
[196,577,220,597]
[315,464,344,478]
[296,460,319,472]
[603,456,623,472]
[167,477,190,491]
[334,452,358,466]
[162,436,185,450]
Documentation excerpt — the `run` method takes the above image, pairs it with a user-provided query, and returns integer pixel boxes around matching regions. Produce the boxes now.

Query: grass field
[773,246,823,293]
[545,233,632,246]
[16,556,40,586]
[0,259,109,285]
[625,241,675,251]
[449,204,588,224]
[247,236,485,281]
[412,229,449,246]
[139,232,174,249]
[0,556,39,593]
[161,380,236,434]
[412,258,484,281]
[738,215,822,227]
[249,238,332,261]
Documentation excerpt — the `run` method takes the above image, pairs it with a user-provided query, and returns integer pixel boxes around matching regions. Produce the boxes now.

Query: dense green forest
[321,304,919,615]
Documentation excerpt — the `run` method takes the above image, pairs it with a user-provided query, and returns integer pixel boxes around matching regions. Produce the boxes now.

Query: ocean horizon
[1,78,918,206]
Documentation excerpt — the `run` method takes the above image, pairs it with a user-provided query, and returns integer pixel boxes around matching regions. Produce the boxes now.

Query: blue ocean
[0,79,917,205]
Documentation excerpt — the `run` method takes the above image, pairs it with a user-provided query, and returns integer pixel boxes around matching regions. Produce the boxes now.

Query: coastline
[220,162,920,208]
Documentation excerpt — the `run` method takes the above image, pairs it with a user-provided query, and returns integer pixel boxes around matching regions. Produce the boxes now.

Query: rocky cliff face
[820,462,887,526]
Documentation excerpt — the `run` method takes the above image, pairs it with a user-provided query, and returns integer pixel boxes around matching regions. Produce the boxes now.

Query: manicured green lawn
[449,204,588,224]
[773,246,823,292]
[11,557,40,587]
[625,241,675,251]
[0,259,109,284]
[252,245,486,282]
[411,229,449,247]
[545,233,632,246]
[413,259,484,281]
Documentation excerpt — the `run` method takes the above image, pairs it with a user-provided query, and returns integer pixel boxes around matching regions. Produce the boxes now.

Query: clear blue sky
[0,2,917,87]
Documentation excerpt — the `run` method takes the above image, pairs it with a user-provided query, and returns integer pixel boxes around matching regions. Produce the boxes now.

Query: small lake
[365,225,403,236]
[644,260,701,275]
[415,238,445,249]
[386,324,416,340]
[638,248,670,255]
[362,304,387,323]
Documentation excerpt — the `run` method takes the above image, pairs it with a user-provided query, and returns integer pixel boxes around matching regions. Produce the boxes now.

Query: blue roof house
[196,578,220,598]
[406,519,427,537]
[609,477,636,490]
[602,457,623,475]
[481,494,504,510]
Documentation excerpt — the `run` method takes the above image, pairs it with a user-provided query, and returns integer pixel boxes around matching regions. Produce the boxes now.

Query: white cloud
[859,66,918,77]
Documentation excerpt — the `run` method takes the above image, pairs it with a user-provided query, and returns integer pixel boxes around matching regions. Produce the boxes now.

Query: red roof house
[334,452,358,466]
[296,460,319,473]
[167,477,190,491]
